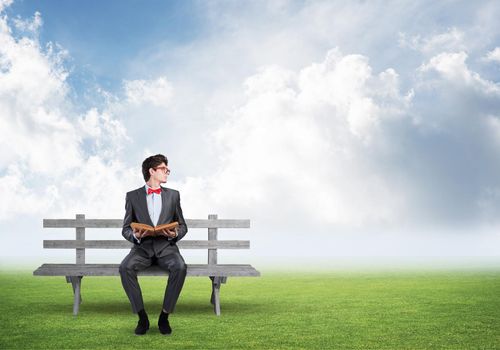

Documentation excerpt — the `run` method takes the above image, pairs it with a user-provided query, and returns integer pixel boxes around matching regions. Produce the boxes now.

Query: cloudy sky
[1,0,500,269]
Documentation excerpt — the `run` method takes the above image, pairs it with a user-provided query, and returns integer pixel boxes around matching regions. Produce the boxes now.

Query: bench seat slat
[43,219,250,229]
[43,240,250,249]
[33,263,260,277]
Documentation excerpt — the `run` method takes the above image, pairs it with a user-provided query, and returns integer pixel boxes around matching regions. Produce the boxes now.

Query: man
[119,154,188,336]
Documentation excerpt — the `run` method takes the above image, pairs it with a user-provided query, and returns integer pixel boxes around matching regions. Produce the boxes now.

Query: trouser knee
[171,261,187,274]
[119,262,135,276]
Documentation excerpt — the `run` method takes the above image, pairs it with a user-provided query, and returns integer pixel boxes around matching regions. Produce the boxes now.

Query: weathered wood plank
[75,214,85,264]
[43,240,250,249]
[43,218,250,229]
[188,219,250,228]
[38,263,255,268]
[33,263,261,277]
[208,214,218,266]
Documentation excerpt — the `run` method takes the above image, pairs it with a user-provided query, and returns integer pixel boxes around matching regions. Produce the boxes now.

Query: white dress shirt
[145,184,162,226]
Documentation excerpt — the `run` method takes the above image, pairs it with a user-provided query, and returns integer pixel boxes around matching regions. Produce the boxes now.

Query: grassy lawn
[0,269,499,349]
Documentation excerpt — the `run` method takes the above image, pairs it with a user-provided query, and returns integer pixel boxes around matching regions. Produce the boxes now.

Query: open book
[131,221,179,238]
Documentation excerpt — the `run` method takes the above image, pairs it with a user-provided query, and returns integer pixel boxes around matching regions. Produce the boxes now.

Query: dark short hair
[142,154,168,182]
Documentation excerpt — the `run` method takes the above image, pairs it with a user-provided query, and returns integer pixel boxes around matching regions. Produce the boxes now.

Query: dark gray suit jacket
[122,186,188,257]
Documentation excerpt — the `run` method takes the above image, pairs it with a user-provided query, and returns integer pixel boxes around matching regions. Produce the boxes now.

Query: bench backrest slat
[43,240,250,249]
[43,218,250,229]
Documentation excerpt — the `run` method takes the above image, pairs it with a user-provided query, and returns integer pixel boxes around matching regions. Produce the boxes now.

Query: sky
[1,0,500,269]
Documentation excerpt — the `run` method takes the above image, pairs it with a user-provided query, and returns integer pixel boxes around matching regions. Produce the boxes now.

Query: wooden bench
[33,214,260,316]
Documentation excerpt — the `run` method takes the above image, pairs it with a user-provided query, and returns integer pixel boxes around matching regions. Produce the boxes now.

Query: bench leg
[66,276,83,316]
[209,276,227,316]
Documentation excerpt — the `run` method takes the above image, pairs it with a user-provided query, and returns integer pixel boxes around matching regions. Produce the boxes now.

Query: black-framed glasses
[154,166,170,175]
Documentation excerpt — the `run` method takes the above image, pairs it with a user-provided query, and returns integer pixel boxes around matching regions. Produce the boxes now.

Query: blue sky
[1,0,500,268]
[6,0,205,103]
[7,1,499,108]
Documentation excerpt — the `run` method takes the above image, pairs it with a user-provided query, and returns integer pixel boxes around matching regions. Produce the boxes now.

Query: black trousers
[119,243,187,314]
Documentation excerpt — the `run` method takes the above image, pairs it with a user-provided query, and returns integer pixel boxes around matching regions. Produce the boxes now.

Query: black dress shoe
[158,317,172,335]
[135,318,150,335]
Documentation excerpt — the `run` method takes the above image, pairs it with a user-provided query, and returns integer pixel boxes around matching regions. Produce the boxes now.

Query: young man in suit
[119,154,188,335]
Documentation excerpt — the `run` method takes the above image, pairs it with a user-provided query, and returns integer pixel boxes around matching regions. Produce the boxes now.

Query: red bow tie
[147,188,161,195]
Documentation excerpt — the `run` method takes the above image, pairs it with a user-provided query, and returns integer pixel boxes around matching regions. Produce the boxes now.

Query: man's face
[150,162,169,183]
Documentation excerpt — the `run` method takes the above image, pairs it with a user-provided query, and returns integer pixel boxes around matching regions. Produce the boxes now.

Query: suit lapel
[157,187,171,225]
[136,187,155,227]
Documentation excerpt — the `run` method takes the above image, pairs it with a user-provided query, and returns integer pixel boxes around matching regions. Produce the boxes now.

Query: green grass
[0,269,499,349]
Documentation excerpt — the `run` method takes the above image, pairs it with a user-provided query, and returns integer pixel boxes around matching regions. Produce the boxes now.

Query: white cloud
[419,51,500,95]
[0,13,80,176]
[0,5,138,221]
[78,108,130,159]
[175,45,500,237]
[178,48,413,231]
[420,51,472,81]
[483,47,500,63]
[0,0,12,13]
[399,27,466,55]
[117,1,500,238]
[13,11,42,34]
[124,77,173,108]
[0,163,59,218]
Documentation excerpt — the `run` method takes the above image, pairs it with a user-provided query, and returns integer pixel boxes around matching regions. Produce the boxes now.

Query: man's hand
[161,228,178,238]
[133,228,145,239]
